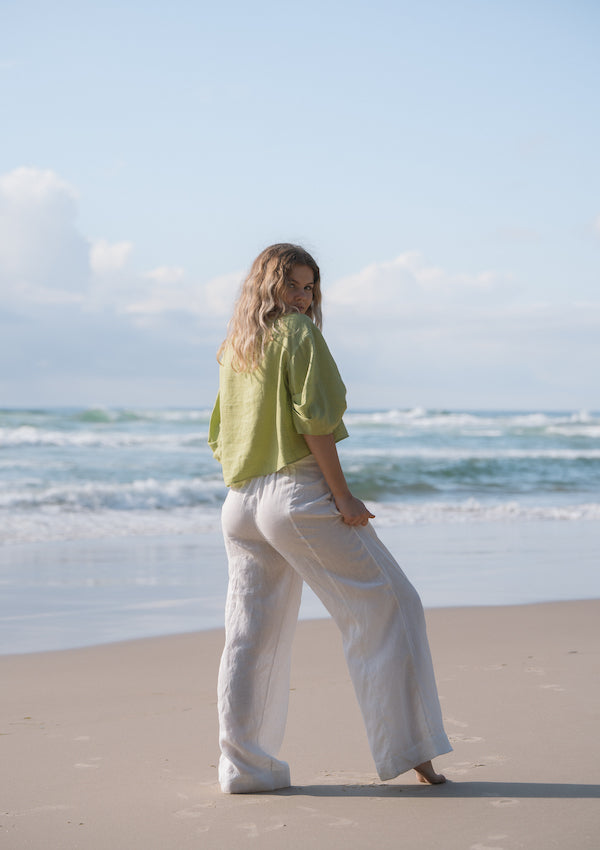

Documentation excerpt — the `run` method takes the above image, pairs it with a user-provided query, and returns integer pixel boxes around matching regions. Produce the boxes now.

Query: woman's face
[282,264,315,314]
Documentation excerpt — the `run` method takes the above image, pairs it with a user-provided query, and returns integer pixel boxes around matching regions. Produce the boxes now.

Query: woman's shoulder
[272,312,320,345]
[275,312,320,335]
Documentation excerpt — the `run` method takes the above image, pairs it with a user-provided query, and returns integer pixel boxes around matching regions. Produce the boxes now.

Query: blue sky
[1,0,599,410]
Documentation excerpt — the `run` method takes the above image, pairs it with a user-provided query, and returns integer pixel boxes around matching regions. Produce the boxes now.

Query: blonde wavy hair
[218,243,322,371]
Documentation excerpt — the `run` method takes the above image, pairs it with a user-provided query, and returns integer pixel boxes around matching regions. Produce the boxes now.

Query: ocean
[1,406,599,653]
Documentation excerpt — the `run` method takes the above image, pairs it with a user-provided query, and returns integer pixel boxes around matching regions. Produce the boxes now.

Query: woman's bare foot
[414,761,446,784]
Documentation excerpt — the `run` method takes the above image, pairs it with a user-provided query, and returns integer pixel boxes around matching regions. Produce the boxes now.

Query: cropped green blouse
[208,313,348,486]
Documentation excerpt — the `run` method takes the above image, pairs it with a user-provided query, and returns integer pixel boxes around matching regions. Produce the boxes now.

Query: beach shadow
[273,781,600,799]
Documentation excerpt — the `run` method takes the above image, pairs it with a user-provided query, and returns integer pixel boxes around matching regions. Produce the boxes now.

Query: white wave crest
[340,446,600,460]
[344,409,600,433]
[3,500,600,545]
[370,500,600,525]
[546,426,600,438]
[0,476,227,511]
[1,507,223,544]
[73,407,213,424]
[344,409,489,428]
[0,426,208,449]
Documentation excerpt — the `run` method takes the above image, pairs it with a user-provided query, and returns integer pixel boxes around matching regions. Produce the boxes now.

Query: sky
[1,0,599,411]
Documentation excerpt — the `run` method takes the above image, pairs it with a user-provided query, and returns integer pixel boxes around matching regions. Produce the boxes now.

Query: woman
[209,243,451,793]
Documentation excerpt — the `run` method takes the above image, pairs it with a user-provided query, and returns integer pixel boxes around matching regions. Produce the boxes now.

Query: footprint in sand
[237,818,287,837]
[74,756,102,769]
[444,761,487,776]
[313,770,378,789]
[470,838,508,850]
[444,716,470,728]
[448,734,484,744]
[174,802,217,819]
[480,753,506,765]
[297,805,357,828]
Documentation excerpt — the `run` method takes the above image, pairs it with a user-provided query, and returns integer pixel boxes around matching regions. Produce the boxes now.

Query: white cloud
[326,252,503,317]
[1,166,597,409]
[0,166,78,207]
[143,265,185,285]
[203,271,242,316]
[0,166,89,298]
[90,239,133,275]
[9,281,84,305]
[125,269,242,320]
[0,167,241,329]
[322,252,600,409]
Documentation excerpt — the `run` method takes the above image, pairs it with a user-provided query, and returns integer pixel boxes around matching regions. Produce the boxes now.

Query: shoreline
[2,518,600,655]
[2,595,600,660]
[2,599,599,849]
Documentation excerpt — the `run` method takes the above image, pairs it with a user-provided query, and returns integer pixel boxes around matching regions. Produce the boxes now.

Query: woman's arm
[303,433,375,527]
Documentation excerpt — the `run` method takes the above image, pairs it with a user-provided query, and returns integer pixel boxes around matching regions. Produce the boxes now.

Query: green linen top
[208,313,348,486]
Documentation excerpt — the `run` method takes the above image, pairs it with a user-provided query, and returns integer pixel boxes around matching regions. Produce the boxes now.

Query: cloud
[323,253,600,408]
[90,239,133,275]
[0,166,242,340]
[0,167,89,298]
[0,167,218,322]
[125,268,242,322]
[594,214,600,237]
[0,167,224,405]
[143,265,185,284]
[0,166,78,207]
[323,253,591,346]
[203,271,242,316]
[1,166,598,409]
[326,252,504,318]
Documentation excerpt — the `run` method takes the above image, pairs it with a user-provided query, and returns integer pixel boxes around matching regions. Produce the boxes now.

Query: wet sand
[2,599,599,848]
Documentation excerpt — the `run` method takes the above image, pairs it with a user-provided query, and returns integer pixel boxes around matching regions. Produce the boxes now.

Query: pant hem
[376,736,453,782]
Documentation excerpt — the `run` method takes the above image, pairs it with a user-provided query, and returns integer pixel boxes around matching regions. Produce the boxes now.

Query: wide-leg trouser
[217,455,451,793]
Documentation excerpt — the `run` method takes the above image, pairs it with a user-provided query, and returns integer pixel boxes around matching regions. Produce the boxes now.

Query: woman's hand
[334,493,376,527]
[302,434,376,528]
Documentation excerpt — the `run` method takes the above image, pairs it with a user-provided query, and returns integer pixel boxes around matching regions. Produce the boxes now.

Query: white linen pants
[217,455,451,793]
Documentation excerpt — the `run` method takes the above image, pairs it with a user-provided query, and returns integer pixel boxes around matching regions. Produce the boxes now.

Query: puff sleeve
[287,323,348,437]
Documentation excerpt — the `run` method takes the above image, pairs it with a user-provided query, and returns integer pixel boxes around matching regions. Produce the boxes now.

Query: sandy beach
[2,599,599,849]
